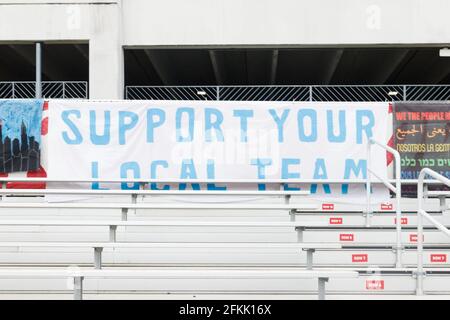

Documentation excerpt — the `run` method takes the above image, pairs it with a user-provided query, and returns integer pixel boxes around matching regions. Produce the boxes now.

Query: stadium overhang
[124,46,450,86]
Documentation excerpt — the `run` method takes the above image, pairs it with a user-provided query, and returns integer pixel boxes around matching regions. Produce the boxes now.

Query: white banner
[47,100,389,200]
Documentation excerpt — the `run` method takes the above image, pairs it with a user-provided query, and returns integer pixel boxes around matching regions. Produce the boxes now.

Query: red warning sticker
[430,254,447,263]
[329,217,343,225]
[380,203,393,210]
[339,234,354,241]
[352,254,368,263]
[394,217,408,225]
[366,280,384,290]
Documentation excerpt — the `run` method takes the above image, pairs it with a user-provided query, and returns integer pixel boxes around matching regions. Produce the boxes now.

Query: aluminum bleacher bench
[0,189,311,210]
[0,241,341,270]
[0,202,317,213]
[0,219,327,242]
[0,189,310,196]
[0,202,319,222]
[0,203,317,210]
[0,268,358,300]
[424,190,450,212]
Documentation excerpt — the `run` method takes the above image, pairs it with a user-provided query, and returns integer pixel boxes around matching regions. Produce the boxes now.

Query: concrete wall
[0,0,123,99]
[122,0,450,47]
[0,0,449,98]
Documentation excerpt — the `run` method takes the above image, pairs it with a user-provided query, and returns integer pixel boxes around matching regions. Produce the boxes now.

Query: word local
[91,157,367,192]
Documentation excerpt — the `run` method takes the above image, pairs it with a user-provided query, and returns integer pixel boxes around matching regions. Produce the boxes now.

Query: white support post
[439,196,447,213]
[94,247,103,270]
[417,170,426,295]
[139,182,145,202]
[296,227,304,242]
[305,249,315,270]
[62,82,66,98]
[73,276,83,300]
[285,192,294,222]
[318,277,329,300]
[121,208,128,221]
[394,144,403,268]
[284,195,291,205]
[289,209,295,222]
[132,192,138,215]
[109,225,117,242]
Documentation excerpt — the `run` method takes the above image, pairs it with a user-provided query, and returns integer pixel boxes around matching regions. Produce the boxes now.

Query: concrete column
[89,3,124,99]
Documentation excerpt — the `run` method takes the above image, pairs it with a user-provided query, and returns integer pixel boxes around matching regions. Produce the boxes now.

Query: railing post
[403,85,407,101]
[216,86,220,101]
[365,140,372,226]
[416,170,425,295]
[394,149,402,268]
[415,168,450,295]
[367,138,403,266]
[309,86,313,101]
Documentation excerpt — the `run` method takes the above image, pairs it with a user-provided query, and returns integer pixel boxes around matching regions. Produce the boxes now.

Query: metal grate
[218,86,311,101]
[125,85,450,102]
[405,85,450,101]
[126,86,218,101]
[0,82,88,99]
[312,85,405,102]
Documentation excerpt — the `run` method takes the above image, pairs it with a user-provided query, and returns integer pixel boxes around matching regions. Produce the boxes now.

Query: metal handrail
[0,81,87,84]
[0,81,88,99]
[416,168,450,295]
[125,84,450,101]
[0,177,444,184]
[366,138,402,267]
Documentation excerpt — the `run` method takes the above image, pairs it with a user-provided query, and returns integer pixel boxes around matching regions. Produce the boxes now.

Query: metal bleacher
[0,141,448,299]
